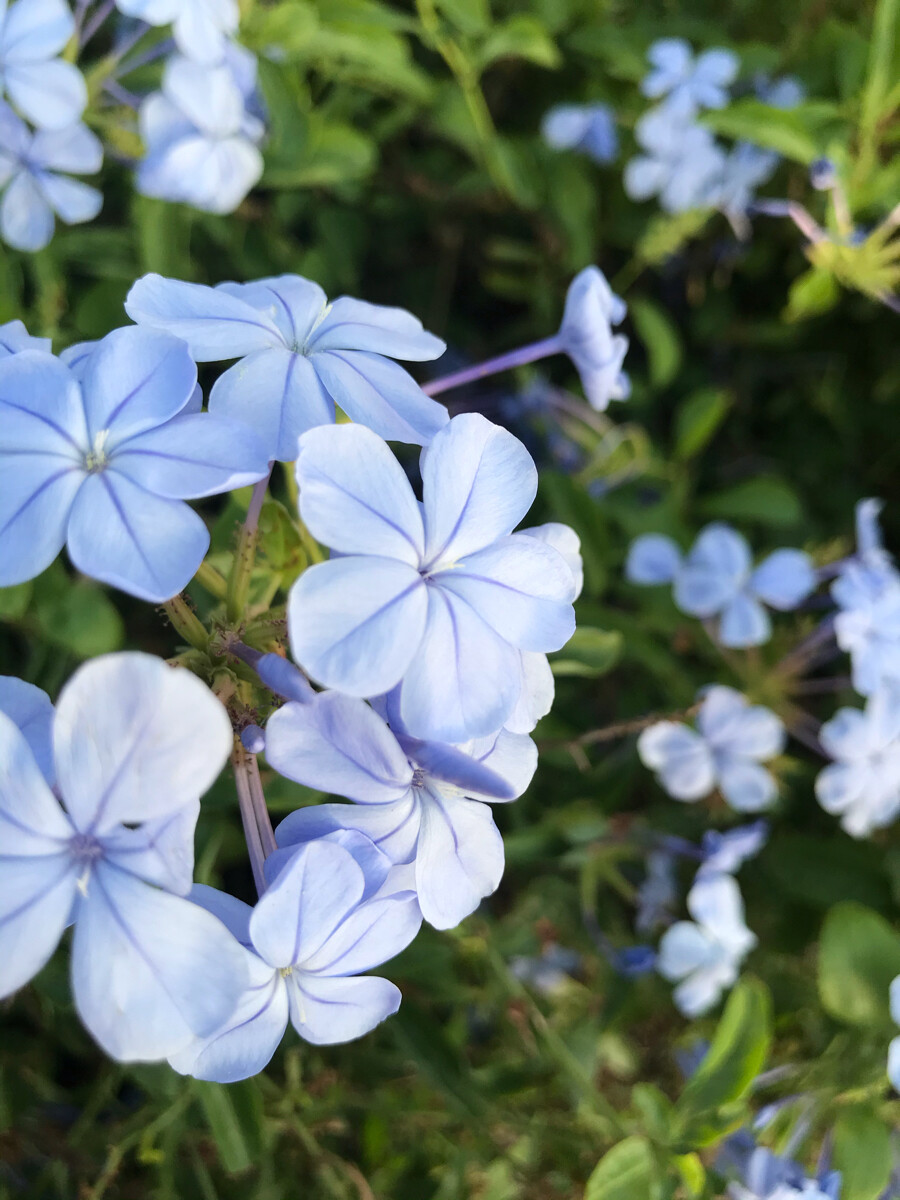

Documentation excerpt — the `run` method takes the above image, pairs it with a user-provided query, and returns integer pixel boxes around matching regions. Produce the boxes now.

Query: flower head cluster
[541,103,618,164]
[638,686,785,812]
[627,522,816,647]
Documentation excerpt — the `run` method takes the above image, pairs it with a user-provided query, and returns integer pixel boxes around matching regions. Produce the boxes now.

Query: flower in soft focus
[699,821,769,877]
[265,687,537,929]
[0,317,49,357]
[657,872,756,1016]
[624,105,727,214]
[557,266,630,411]
[169,839,421,1082]
[627,523,816,647]
[641,39,739,117]
[125,269,448,461]
[832,562,900,695]
[0,104,102,251]
[853,497,892,571]
[636,849,678,933]
[729,1148,841,1200]
[754,74,805,109]
[114,0,239,66]
[137,52,264,216]
[816,687,900,836]
[286,415,576,741]
[0,327,269,601]
[0,0,86,130]
[541,103,618,163]
[638,686,785,812]
[888,976,900,1092]
[0,653,249,1060]
[710,142,780,220]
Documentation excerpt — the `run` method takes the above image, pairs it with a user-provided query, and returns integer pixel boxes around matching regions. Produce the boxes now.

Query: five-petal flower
[641,38,739,116]
[816,686,900,836]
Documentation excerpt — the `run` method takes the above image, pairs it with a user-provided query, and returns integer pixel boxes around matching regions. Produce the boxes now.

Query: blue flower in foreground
[0,326,269,601]
[816,687,900,837]
[699,821,768,877]
[624,105,726,214]
[137,52,264,216]
[0,652,249,1061]
[125,271,448,461]
[266,687,537,929]
[731,1148,841,1200]
[286,415,577,741]
[541,103,618,163]
[638,686,785,812]
[557,266,630,411]
[641,39,739,117]
[0,104,102,251]
[657,872,756,1016]
[627,523,816,647]
[169,839,421,1081]
[0,317,49,357]
[0,0,86,130]
[114,0,239,66]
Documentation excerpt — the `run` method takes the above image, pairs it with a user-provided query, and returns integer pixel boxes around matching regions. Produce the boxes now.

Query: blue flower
[137,51,264,215]
[624,105,727,213]
[832,562,900,695]
[0,652,249,1061]
[754,74,805,110]
[114,0,239,66]
[265,687,537,929]
[285,415,576,741]
[0,326,269,601]
[816,687,900,837]
[125,271,449,461]
[641,39,739,117]
[699,820,769,877]
[0,317,49,357]
[636,849,678,933]
[0,0,86,130]
[0,103,102,251]
[169,839,422,1081]
[541,103,618,163]
[638,686,785,812]
[732,1148,841,1200]
[557,266,629,411]
[709,142,780,219]
[627,523,816,647]
[0,673,55,783]
[657,872,756,1016]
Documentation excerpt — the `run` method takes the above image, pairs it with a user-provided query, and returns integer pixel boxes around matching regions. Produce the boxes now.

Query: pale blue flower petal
[0,317,50,356]
[53,651,233,832]
[308,296,446,361]
[717,761,778,812]
[0,675,55,784]
[687,873,755,956]
[275,796,421,866]
[890,975,900,1025]
[698,821,768,876]
[37,173,102,225]
[254,653,316,704]
[521,522,583,598]
[287,972,401,1045]
[172,0,238,65]
[699,686,784,759]
[295,423,424,564]
[623,155,669,200]
[415,790,505,929]
[0,459,83,587]
[288,557,427,697]
[461,728,538,801]
[0,852,77,998]
[673,961,736,1016]
[2,0,73,58]
[863,685,900,747]
[303,894,421,975]
[72,862,250,1061]
[29,120,103,173]
[504,650,554,735]
[818,706,870,760]
[674,565,741,618]
[889,1035,900,1093]
[657,920,716,980]
[637,722,716,800]
[400,736,519,800]
[189,883,253,946]
[719,591,772,647]
[0,708,72,852]
[4,60,86,131]
[1,170,54,250]
[421,412,537,566]
[749,548,816,610]
[66,472,210,603]
[625,533,683,584]
[102,802,200,894]
[217,276,327,345]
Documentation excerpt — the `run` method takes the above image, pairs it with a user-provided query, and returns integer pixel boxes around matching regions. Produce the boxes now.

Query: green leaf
[818,902,900,1029]
[436,0,490,33]
[674,389,731,460]
[698,476,804,528]
[702,100,832,164]
[636,210,711,266]
[673,1153,705,1198]
[550,628,623,678]
[0,582,32,620]
[676,979,771,1135]
[833,1108,893,1200]
[193,1080,264,1175]
[861,0,900,136]
[630,299,682,388]
[784,267,841,322]
[33,580,124,658]
[584,1136,656,1200]
[476,16,561,72]
[264,117,377,188]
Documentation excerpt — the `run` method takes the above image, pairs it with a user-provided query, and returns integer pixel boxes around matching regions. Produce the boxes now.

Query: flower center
[411,767,427,788]
[69,832,103,862]
[83,429,111,474]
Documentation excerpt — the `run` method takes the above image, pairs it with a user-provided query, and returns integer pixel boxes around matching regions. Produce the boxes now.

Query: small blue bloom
[699,820,769,877]
[624,105,727,213]
[832,561,900,695]
[265,687,537,929]
[137,51,264,215]
[169,839,422,1081]
[809,157,838,191]
[657,872,756,1016]
[0,326,270,601]
[0,652,248,1061]
[888,976,900,1093]
[541,103,618,163]
[732,1148,841,1200]
[0,0,86,130]
[0,317,50,357]
[0,103,102,251]
[641,39,739,117]
[285,415,576,741]
[709,142,780,219]
[114,0,239,66]
[638,686,785,812]
[125,270,449,461]
[816,687,900,837]
[754,74,805,110]
[557,266,630,411]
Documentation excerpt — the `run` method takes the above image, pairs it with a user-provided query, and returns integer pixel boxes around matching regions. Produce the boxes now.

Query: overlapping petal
[80,327,196,441]
[287,972,401,1045]
[311,350,448,446]
[415,791,505,929]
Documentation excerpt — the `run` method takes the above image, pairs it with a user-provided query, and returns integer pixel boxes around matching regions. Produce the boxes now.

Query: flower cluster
[541,103,618,165]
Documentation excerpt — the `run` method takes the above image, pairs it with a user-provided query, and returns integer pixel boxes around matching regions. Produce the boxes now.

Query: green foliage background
[2,0,900,1196]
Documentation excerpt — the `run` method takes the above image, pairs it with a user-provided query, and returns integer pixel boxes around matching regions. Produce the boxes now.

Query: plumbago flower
[265,688,537,929]
[699,821,768,877]
[624,105,726,214]
[638,687,785,812]
[657,872,756,1016]
[0,104,102,252]
[286,415,576,742]
[0,326,269,601]
[0,317,48,357]
[0,652,250,1060]
[626,523,816,647]
[125,271,448,461]
[0,0,86,130]
[557,266,630,411]
[641,39,739,117]
[136,52,264,217]
[169,838,422,1082]
[541,103,618,164]
[815,687,900,836]
[114,0,239,66]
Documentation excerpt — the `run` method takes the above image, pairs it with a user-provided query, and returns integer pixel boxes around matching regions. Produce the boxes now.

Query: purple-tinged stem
[115,36,174,78]
[774,616,836,678]
[80,0,115,48]
[103,79,140,109]
[753,200,827,244]
[226,466,273,624]
[423,335,562,396]
[232,740,268,895]
[246,753,277,859]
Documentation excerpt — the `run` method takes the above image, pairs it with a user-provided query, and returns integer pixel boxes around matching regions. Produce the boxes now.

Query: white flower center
[84,429,111,474]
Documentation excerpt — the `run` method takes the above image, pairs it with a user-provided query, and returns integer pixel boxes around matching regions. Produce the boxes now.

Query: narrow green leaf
[550,628,623,678]
[699,476,804,528]
[784,267,841,322]
[193,1080,264,1175]
[630,298,682,388]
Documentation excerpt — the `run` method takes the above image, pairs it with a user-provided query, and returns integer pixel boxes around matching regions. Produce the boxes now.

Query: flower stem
[80,0,115,48]
[193,559,228,601]
[422,336,562,396]
[162,595,209,652]
[232,739,268,896]
[246,752,277,858]
[226,468,272,625]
